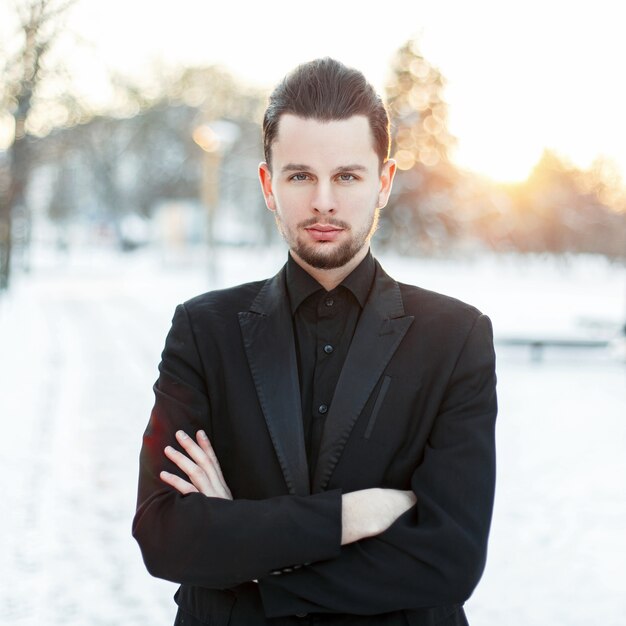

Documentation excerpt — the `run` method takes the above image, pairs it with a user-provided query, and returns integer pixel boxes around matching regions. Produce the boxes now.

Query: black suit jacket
[133,258,497,625]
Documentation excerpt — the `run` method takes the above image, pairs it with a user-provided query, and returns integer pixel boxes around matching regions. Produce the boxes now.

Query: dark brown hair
[262,57,390,168]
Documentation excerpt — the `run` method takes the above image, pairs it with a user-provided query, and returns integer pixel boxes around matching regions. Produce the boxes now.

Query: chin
[295,240,365,271]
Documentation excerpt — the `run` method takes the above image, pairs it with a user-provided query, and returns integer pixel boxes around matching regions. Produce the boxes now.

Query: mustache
[298,217,350,229]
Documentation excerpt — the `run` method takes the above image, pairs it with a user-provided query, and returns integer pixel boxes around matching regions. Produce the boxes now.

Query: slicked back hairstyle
[263,57,391,169]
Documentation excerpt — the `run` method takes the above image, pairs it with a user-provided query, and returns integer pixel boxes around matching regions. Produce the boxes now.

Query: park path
[1,248,625,625]
[0,256,185,625]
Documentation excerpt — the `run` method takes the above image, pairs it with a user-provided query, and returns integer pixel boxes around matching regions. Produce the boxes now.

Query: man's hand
[160,431,414,545]
[341,488,416,545]
[160,430,233,499]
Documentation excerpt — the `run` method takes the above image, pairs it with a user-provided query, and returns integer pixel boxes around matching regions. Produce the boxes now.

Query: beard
[275,209,380,270]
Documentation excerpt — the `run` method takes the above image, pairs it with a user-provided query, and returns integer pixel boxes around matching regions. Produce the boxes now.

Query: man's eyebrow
[281,163,311,173]
[280,163,370,174]
[333,165,368,173]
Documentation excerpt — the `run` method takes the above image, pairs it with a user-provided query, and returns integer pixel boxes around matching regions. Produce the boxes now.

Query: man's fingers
[196,431,233,499]
[160,470,198,495]
[165,431,233,500]
[164,445,213,494]
[176,430,225,494]
[196,432,229,484]
[196,430,219,465]
[176,430,210,468]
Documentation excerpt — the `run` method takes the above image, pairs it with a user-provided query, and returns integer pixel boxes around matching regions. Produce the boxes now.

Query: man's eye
[290,173,309,181]
[338,173,356,182]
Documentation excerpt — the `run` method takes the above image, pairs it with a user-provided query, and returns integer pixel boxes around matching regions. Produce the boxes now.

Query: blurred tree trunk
[0,0,75,291]
[0,185,11,290]
[1,87,33,290]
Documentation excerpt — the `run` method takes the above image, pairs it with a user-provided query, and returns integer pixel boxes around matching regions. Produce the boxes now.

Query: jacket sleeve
[257,313,497,616]
[132,304,342,588]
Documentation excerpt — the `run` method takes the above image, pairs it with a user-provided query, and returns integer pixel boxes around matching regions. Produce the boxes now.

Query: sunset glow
[3,0,625,185]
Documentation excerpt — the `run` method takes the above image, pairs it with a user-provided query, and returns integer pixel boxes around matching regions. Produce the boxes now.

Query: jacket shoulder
[181,278,269,319]
[394,281,493,359]
[398,281,483,319]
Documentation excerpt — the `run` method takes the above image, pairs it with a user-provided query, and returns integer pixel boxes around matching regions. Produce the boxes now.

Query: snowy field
[0,245,624,625]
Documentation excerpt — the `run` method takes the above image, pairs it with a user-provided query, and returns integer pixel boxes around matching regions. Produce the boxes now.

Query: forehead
[272,114,378,167]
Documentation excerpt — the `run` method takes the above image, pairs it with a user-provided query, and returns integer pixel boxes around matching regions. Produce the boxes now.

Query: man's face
[259,114,395,270]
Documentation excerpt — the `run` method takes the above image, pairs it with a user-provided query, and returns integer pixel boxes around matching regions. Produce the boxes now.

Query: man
[133,58,497,626]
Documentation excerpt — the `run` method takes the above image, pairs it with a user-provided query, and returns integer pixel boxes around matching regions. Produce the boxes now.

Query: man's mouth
[307,225,343,232]
[305,224,344,241]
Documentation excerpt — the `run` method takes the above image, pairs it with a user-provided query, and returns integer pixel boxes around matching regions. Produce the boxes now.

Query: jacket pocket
[174,585,236,626]
[363,375,392,439]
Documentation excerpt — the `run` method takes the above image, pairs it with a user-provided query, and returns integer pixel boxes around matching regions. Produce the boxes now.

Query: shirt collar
[285,250,375,314]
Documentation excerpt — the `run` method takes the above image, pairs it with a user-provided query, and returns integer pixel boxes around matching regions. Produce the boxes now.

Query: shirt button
[318,404,328,414]
[323,344,334,354]
[325,298,334,307]
[295,613,308,618]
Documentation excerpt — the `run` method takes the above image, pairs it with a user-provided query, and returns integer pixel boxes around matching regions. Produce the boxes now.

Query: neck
[289,246,369,291]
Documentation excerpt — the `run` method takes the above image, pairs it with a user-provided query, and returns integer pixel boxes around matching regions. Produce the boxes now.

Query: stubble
[275,210,380,270]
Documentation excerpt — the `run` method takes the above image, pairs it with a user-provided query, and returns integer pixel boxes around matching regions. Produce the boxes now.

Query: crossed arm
[134,303,497,616]
[161,429,416,546]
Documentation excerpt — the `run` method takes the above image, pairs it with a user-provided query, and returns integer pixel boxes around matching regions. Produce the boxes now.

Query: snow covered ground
[0,245,624,625]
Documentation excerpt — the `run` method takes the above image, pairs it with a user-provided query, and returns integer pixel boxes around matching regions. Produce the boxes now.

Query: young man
[133,58,497,626]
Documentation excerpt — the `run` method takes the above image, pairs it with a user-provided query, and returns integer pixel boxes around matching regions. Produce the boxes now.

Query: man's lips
[305,224,344,241]
[307,225,343,232]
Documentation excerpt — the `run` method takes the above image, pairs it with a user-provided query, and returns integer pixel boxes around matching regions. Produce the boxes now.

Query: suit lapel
[238,267,310,496]
[312,262,414,492]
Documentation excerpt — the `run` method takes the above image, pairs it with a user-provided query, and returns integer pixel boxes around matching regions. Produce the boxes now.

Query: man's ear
[377,159,397,209]
[258,162,276,211]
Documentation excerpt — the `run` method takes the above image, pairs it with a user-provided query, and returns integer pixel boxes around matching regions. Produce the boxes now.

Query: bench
[496,337,611,362]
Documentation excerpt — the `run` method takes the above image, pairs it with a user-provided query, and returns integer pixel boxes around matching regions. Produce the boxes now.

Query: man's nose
[311,182,336,214]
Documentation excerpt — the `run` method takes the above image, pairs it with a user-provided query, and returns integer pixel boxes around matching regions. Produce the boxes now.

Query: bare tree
[0,0,76,290]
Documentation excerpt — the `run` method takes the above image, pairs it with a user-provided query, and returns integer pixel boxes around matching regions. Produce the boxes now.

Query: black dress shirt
[285,251,375,483]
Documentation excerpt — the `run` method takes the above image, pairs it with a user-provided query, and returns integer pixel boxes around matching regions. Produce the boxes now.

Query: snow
[1,244,624,625]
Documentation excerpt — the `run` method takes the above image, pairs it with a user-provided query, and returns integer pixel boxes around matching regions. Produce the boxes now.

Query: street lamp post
[192,120,240,283]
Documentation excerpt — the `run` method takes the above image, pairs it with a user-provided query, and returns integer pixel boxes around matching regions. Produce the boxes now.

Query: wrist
[340,488,383,545]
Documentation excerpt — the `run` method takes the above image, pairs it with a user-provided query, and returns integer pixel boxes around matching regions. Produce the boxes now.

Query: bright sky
[11,0,626,182]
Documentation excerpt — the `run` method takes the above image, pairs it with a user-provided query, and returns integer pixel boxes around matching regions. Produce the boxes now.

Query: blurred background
[0,0,624,624]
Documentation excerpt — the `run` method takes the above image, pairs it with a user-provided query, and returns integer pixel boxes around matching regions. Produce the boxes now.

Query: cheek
[340,186,379,211]
[274,186,309,209]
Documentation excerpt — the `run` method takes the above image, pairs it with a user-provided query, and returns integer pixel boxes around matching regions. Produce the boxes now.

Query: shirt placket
[310,290,344,463]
